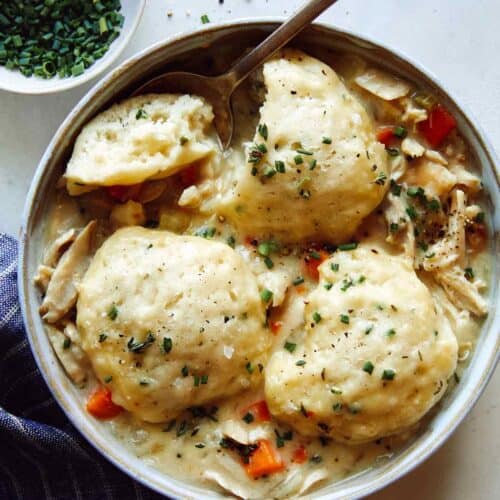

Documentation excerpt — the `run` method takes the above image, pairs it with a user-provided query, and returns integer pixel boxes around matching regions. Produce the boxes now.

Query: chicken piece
[401,137,425,159]
[384,193,416,263]
[257,270,290,308]
[39,220,97,323]
[401,99,428,124]
[424,149,448,166]
[354,68,411,100]
[403,160,457,198]
[43,228,77,267]
[424,189,466,270]
[34,265,54,294]
[449,164,482,193]
[46,324,88,384]
[434,265,488,316]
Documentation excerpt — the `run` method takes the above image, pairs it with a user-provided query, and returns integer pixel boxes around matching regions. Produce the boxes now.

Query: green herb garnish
[284,342,297,353]
[362,361,374,374]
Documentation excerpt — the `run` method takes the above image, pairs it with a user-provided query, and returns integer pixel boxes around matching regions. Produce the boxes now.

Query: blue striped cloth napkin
[0,234,164,500]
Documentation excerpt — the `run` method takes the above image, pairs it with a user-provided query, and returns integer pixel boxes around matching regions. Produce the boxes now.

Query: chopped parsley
[284,341,297,353]
[362,361,374,375]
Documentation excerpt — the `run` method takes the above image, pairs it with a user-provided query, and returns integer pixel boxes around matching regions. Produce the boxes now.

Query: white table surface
[0,1,498,498]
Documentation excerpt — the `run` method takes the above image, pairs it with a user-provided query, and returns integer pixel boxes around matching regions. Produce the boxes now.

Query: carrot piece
[270,320,283,335]
[376,127,396,147]
[86,386,123,419]
[244,439,284,478]
[241,400,272,422]
[292,445,308,464]
[418,105,456,148]
[303,250,329,281]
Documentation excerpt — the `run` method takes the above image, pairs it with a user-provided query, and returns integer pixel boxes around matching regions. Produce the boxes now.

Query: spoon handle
[227,0,338,87]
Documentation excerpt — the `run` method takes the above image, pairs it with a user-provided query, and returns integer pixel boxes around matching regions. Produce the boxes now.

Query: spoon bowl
[133,0,338,148]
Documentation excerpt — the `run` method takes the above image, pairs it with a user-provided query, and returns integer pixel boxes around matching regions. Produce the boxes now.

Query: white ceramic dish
[0,0,145,95]
[18,20,499,499]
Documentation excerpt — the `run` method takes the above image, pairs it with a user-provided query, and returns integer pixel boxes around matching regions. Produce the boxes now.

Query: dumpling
[216,49,389,244]
[77,227,270,422]
[65,94,216,195]
[265,246,457,444]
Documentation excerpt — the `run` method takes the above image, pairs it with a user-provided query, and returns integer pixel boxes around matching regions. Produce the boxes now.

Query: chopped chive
[309,250,321,260]
[390,180,402,196]
[464,267,474,280]
[292,276,305,286]
[390,222,399,233]
[243,412,254,424]
[308,159,317,170]
[312,312,322,323]
[322,136,332,144]
[362,361,374,374]
[62,338,71,350]
[393,126,407,138]
[365,325,374,335]
[375,172,387,185]
[382,369,396,381]
[201,374,208,385]
[284,341,297,353]
[104,375,112,383]
[294,155,303,165]
[348,403,362,414]
[427,198,441,212]
[258,123,268,140]
[296,148,313,156]
[275,160,286,173]
[310,455,323,463]
[108,305,118,321]
[264,256,274,269]
[333,402,343,412]
[98,333,108,343]
[195,226,216,238]
[162,337,173,354]
[386,147,400,156]
[245,362,254,374]
[194,375,200,387]
[340,314,349,324]
[260,289,273,302]
[179,136,189,145]
[296,360,306,366]
[474,212,485,223]
[330,263,339,271]
[406,205,418,221]
[331,387,342,395]
[226,235,236,248]
[181,365,189,377]
[324,282,333,290]
[201,14,210,24]
[407,186,424,198]
[262,165,276,178]
[386,328,396,337]
[338,242,358,251]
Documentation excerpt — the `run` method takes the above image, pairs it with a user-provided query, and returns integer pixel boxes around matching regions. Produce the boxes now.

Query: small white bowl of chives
[0,0,145,95]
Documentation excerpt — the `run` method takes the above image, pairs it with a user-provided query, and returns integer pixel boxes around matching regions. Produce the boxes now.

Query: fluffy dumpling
[65,94,216,195]
[77,227,270,422]
[217,49,389,244]
[265,246,457,443]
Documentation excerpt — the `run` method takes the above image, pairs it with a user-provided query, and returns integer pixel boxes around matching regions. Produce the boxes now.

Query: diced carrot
[303,250,329,281]
[376,127,396,147]
[270,320,283,335]
[244,439,284,478]
[418,105,456,148]
[86,386,123,419]
[306,410,316,418]
[294,284,306,295]
[241,400,272,422]
[292,445,308,464]
[106,184,142,202]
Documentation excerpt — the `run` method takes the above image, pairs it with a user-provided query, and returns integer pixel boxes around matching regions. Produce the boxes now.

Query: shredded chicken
[220,419,270,445]
[43,228,77,267]
[434,265,488,316]
[39,220,97,323]
[424,149,448,166]
[424,189,466,270]
[401,99,428,124]
[449,163,482,193]
[401,137,425,159]
[384,193,415,263]
[389,154,408,181]
[46,324,88,384]
[403,160,457,198]
[258,270,290,307]
[34,264,54,293]
[354,68,411,100]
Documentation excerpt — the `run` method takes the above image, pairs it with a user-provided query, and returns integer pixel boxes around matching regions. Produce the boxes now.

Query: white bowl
[19,20,499,499]
[0,0,145,95]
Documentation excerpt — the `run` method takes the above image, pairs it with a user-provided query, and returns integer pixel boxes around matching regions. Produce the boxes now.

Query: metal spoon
[133,0,338,149]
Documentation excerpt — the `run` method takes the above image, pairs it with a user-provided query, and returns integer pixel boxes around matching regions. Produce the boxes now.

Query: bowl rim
[0,0,146,95]
[18,17,500,500]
